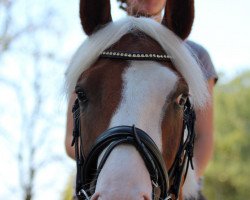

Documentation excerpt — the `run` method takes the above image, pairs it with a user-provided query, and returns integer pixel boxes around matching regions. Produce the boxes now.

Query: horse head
[65,0,209,199]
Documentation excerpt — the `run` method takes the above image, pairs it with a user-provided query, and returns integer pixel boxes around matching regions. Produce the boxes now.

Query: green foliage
[204,70,250,199]
[62,176,74,200]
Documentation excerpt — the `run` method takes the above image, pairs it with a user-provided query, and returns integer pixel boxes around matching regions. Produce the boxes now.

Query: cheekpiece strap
[168,99,196,199]
[71,99,88,200]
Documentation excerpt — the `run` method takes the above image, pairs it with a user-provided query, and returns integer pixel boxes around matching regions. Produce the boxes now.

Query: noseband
[71,51,196,200]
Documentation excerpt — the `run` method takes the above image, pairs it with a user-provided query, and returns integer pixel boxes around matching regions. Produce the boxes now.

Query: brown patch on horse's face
[161,78,188,170]
[76,59,128,155]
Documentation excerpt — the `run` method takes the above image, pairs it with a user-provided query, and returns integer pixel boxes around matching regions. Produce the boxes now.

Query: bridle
[71,51,196,200]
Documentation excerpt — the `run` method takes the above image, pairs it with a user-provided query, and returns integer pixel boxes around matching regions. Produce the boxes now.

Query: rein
[71,51,196,200]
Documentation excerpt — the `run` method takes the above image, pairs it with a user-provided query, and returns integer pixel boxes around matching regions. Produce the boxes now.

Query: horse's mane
[65,17,209,108]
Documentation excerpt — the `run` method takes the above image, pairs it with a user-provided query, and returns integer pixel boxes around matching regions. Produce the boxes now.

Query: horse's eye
[175,93,188,107]
[76,90,88,103]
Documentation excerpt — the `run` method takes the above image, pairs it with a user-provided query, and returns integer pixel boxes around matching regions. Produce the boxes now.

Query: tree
[204,70,250,200]
[0,0,75,199]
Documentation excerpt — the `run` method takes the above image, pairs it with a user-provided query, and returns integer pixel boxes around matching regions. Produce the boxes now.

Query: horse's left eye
[175,93,188,107]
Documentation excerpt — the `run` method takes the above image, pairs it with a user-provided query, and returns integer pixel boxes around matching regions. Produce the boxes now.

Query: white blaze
[109,61,178,150]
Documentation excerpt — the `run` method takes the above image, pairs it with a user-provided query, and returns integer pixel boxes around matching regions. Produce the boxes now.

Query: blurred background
[0,0,249,199]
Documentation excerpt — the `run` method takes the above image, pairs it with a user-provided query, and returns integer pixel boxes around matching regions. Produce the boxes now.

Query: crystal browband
[100,51,172,61]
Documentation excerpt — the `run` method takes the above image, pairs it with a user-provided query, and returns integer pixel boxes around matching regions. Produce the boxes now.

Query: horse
[65,0,209,199]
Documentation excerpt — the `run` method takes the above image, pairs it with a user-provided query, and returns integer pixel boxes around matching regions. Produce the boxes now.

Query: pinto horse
[65,0,209,199]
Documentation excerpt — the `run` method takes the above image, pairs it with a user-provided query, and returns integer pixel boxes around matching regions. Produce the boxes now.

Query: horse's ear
[162,0,194,40]
[80,0,112,35]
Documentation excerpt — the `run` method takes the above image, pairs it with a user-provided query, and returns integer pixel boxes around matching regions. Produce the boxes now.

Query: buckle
[77,189,90,200]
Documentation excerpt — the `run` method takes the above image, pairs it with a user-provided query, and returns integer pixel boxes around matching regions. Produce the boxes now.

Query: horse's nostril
[142,194,151,200]
[91,193,100,200]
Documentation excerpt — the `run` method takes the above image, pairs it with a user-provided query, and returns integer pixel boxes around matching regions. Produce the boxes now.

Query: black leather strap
[71,99,86,199]
[81,125,169,199]
[168,99,196,199]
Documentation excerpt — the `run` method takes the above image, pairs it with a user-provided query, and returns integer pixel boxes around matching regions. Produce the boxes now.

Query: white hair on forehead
[65,16,209,108]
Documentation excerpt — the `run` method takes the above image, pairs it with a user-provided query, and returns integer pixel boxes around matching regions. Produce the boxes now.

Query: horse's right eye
[76,90,88,103]
[175,93,188,107]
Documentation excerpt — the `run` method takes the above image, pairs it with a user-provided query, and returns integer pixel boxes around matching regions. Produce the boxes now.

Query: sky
[189,0,250,79]
[0,0,250,199]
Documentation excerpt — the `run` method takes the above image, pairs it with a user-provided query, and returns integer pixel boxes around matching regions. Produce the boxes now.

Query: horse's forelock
[65,17,208,108]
